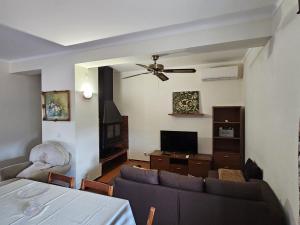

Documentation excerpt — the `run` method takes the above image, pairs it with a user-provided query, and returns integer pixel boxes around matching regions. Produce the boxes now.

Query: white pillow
[44,141,70,164]
[29,143,69,166]
[16,162,52,179]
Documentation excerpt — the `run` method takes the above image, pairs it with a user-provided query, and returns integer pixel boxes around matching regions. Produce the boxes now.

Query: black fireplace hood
[98,66,122,124]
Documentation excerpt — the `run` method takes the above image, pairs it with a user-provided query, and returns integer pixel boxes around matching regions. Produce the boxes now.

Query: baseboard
[128,159,150,163]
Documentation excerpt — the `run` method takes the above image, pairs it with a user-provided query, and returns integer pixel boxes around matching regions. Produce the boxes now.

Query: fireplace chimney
[98,66,122,157]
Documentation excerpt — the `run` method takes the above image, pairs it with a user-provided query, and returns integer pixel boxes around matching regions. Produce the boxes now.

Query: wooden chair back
[48,172,75,189]
[80,179,113,196]
[146,207,156,225]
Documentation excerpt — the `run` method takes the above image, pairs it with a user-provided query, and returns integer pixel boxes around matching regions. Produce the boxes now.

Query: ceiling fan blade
[163,68,196,73]
[136,64,151,70]
[156,73,169,81]
[122,72,151,79]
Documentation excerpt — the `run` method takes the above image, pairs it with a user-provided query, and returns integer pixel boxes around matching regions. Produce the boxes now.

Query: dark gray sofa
[114,166,287,225]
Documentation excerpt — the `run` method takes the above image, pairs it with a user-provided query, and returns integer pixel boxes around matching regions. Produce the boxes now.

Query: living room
[0,0,299,225]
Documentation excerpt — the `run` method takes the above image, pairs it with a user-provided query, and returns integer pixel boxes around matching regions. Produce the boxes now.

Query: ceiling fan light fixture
[123,55,196,81]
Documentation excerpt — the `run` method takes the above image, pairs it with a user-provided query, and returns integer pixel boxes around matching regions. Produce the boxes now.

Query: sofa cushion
[159,170,204,192]
[205,178,262,201]
[243,159,263,181]
[120,165,159,185]
[0,156,27,169]
[178,190,270,225]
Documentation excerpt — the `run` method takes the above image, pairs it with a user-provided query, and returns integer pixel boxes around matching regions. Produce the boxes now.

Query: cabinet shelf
[213,121,240,124]
[213,136,240,140]
[213,149,241,153]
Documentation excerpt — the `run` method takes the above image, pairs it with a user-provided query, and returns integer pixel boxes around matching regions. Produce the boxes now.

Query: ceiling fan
[122,55,196,81]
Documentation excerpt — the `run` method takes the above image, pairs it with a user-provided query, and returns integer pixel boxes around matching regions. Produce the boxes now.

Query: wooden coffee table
[218,168,245,182]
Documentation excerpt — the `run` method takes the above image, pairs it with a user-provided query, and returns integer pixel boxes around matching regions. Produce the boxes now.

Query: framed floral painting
[172,91,199,114]
[42,91,70,121]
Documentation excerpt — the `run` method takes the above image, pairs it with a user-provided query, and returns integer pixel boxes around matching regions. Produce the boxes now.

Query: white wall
[41,62,77,179]
[118,65,244,160]
[244,1,300,224]
[75,66,99,187]
[0,61,41,160]
[40,62,99,188]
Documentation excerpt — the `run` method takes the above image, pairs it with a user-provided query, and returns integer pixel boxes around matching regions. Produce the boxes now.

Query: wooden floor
[97,160,150,184]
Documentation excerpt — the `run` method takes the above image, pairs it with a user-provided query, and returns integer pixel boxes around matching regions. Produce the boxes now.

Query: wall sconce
[82,83,93,99]
[82,74,93,99]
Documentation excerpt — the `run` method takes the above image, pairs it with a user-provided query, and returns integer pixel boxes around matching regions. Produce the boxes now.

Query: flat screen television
[160,130,198,154]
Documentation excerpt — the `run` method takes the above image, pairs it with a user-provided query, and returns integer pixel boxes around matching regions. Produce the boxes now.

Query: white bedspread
[0,179,136,225]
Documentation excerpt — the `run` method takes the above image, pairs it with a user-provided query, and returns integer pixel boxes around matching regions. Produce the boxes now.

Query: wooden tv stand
[149,150,212,178]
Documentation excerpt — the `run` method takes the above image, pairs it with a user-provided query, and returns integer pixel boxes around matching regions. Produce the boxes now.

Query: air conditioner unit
[201,65,242,81]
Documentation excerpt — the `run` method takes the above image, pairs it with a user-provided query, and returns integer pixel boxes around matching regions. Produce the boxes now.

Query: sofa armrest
[258,180,288,225]
[0,156,27,169]
[0,162,32,181]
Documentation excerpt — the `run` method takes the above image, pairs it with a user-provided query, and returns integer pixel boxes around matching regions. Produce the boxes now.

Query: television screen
[160,130,198,154]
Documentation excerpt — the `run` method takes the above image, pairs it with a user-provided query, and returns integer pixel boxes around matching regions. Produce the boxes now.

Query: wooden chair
[80,179,113,196]
[48,172,75,188]
[146,207,156,225]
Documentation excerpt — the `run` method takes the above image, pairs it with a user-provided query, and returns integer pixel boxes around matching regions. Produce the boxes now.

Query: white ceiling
[0,25,65,61]
[80,48,248,73]
[0,0,278,61]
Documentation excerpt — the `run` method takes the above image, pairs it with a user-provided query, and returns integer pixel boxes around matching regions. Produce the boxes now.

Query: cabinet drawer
[150,156,169,170]
[213,152,241,169]
[169,164,188,175]
[188,160,211,178]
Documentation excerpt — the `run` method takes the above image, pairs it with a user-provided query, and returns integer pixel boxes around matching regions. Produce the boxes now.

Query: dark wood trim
[212,106,245,170]
[297,0,300,14]
[146,207,156,225]
[48,172,75,188]
[81,179,113,196]
[213,121,240,124]
[100,149,127,165]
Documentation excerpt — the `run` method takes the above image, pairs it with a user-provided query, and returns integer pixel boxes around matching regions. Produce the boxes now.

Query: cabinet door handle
[223,155,229,158]
[176,167,181,170]
[196,162,202,165]
[157,158,162,161]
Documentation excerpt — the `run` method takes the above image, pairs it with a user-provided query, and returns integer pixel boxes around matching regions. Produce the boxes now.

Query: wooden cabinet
[150,151,212,177]
[212,106,245,170]
[169,164,188,175]
[188,160,211,177]
[213,152,241,169]
[150,155,170,171]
